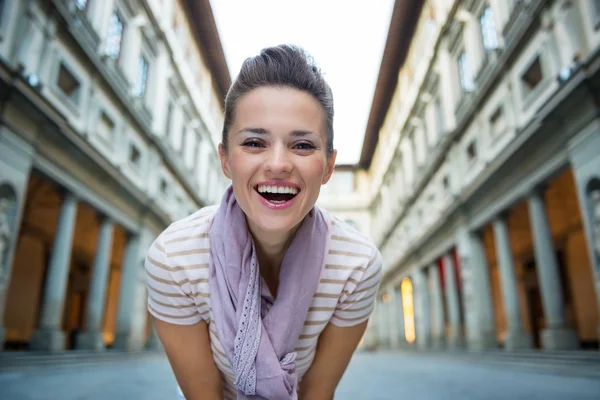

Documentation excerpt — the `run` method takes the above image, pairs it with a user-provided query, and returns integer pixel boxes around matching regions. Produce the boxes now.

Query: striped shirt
[145,205,382,399]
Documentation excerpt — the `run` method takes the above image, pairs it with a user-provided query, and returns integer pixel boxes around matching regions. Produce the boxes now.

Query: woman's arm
[153,318,222,400]
[298,320,368,400]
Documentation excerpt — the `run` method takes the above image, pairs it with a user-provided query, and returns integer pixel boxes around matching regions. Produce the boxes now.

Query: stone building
[0,0,230,352]
[325,0,600,352]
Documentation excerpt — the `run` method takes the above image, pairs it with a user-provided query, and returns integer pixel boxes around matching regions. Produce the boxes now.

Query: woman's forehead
[232,87,326,135]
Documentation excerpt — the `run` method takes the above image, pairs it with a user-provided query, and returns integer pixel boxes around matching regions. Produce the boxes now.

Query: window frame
[133,54,149,98]
[75,0,90,13]
[49,54,86,115]
[105,10,126,61]
[479,5,499,52]
[458,50,476,94]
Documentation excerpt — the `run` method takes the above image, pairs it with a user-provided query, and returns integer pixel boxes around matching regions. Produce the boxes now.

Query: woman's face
[219,86,336,236]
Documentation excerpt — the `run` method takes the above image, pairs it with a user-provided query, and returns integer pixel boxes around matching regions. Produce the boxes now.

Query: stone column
[387,289,399,349]
[393,286,407,349]
[443,253,464,348]
[113,233,141,350]
[413,268,431,350]
[528,190,578,349]
[30,192,78,352]
[146,322,162,351]
[456,222,498,350]
[76,216,114,351]
[429,264,446,349]
[468,230,498,349]
[493,216,533,350]
[567,118,600,344]
[377,298,390,349]
[365,309,378,349]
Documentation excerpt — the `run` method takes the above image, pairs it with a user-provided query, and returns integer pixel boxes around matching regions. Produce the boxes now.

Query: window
[75,0,89,12]
[159,178,168,195]
[443,175,450,191]
[480,6,498,51]
[106,12,124,60]
[521,56,543,96]
[466,141,477,162]
[164,101,174,137]
[489,107,506,139]
[435,98,445,136]
[129,143,141,167]
[134,56,148,97]
[97,112,115,143]
[458,52,475,93]
[57,64,81,101]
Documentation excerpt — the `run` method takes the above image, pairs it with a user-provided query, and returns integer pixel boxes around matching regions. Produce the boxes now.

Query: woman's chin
[251,214,302,236]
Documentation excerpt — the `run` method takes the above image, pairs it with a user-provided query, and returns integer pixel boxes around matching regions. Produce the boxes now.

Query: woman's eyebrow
[237,127,269,135]
[236,128,317,137]
[291,130,316,137]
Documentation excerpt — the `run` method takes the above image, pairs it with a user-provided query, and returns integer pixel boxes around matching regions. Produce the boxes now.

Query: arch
[400,277,416,344]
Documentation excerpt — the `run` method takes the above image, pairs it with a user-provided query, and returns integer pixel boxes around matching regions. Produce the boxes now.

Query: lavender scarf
[209,186,329,399]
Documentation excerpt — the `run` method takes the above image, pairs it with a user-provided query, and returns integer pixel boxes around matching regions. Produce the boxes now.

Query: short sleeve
[330,248,383,327]
[145,234,203,325]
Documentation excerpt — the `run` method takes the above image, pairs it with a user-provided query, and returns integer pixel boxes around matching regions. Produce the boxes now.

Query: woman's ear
[218,144,232,179]
[321,149,337,185]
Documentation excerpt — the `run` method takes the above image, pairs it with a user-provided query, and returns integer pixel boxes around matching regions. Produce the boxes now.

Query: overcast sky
[210,0,394,164]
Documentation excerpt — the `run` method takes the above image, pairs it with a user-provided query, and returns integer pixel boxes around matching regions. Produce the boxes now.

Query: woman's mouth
[255,184,300,209]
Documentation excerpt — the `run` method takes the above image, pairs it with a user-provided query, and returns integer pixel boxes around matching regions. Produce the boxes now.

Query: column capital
[529,182,549,199]
[57,188,78,202]
[492,209,510,224]
[96,213,113,224]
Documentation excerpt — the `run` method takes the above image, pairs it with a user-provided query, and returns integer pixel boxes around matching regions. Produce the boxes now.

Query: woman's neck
[247,220,299,296]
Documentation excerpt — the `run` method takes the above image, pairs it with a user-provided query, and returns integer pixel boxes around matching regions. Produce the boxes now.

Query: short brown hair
[221,44,334,157]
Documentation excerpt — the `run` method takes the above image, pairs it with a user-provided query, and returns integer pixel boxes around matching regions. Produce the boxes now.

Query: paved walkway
[1,351,599,399]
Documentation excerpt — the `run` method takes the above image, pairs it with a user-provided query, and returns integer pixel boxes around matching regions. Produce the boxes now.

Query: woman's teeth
[256,185,298,203]
[256,185,298,195]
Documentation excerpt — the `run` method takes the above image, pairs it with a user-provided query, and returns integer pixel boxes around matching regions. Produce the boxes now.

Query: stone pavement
[1,351,599,399]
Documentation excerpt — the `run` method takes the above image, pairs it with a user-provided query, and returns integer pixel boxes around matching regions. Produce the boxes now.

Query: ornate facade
[325,0,600,352]
[0,0,229,352]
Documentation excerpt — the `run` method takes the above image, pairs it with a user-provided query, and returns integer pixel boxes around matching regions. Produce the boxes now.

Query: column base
[446,334,466,350]
[29,329,65,352]
[417,335,432,350]
[112,331,145,352]
[469,330,498,350]
[541,327,579,350]
[75,331,106,351]
[504,330,533,350]
[146,332,162,351]
[431,336,446,350]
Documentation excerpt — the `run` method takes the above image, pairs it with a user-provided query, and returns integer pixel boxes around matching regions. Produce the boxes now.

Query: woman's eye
[295,142,316,150]
[242,140,263,148]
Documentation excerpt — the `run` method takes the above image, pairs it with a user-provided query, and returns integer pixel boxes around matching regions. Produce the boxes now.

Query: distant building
[324,0,600,352]
[0,0,230,352]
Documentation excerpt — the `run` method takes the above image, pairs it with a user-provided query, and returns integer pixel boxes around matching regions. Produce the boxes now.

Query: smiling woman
[144,44,383,400]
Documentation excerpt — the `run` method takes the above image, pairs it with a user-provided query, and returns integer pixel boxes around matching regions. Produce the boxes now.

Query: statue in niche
[0,197,15,282]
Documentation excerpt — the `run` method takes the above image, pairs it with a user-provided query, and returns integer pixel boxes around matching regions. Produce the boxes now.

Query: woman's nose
[265,145,292,174]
